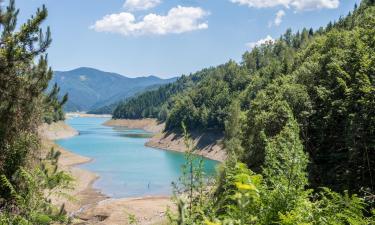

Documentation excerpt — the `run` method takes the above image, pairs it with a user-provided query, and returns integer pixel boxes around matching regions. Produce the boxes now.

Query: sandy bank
[105,119,226,162]
[40,121,174,224]
[38,121,79,140]
[66,112,112,118]
[104,118,164,133]
[39,122,107,214]
[146,131,226,162]
[43,139,107,214]
[78,196,173,225]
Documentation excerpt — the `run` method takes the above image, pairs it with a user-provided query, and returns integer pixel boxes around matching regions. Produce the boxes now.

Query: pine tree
[0,0,53,177]
[0,1,70,223]
[224,99,244,158]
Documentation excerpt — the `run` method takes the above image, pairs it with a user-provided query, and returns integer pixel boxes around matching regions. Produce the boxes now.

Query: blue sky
[17,0,361,78]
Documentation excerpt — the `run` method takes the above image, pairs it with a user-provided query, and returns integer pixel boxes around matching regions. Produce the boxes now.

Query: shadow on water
[117,133,154,138]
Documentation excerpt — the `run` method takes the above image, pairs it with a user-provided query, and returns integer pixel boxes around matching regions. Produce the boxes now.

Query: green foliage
[43,83,68,123]
[260,116,309,224]
[170,123,209,224]
[293,15,375,192]
[113,72,202,120]
[279,188,372,225]
[0,149,73,224]
[166,61,250,132]
[113,0,374,198]
[211,161,262,224]
[174,159,372,224]
[224,99,245,158]
[0,0,53,177]
[170,3,374,223]
[0,1,72,224]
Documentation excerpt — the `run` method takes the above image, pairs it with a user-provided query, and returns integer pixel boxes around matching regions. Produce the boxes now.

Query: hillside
[50,67,176,112]
[113,1,375,195]
[2,0,374,224]
[112,69,211,120]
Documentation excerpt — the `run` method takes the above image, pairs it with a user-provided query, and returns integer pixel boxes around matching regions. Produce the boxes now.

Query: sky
[16,0,361,78]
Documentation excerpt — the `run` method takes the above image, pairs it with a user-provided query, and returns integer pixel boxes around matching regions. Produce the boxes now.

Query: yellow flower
[235,182,257,191]
[204,220,221,225]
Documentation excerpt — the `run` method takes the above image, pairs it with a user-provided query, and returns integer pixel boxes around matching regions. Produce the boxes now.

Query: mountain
[49,67,177,112]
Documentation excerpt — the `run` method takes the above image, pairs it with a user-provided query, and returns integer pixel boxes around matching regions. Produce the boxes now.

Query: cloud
[246,35,274,49]
[123,0,161,11]
[230,0,340,11]
[291,0,339,10]
[274,9,285,26]
[91,6,209,36]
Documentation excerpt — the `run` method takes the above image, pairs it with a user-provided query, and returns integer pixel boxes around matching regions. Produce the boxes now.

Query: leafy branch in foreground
[170,113,373,224]
[0,148,73,224]
[0,0,71,223]
[169,123,214,224]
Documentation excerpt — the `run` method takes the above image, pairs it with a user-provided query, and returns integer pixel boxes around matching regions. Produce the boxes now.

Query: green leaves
[0,1,71,223]
[0,148,73,224]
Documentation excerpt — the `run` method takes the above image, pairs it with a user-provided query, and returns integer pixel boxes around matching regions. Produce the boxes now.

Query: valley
[50,67,176,112]
[1,1,374,224]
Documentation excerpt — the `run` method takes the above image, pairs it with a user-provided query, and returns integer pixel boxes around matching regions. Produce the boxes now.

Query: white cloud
[246,35,274,49]
[123,0,161,11]
[291,0,339,10]
[274,9,285,26]
[230,0,339,11]
[91,6,209,36]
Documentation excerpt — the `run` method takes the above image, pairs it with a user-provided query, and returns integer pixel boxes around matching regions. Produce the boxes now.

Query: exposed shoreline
[39,122,108,220]
[38,121,79,140]
[40,120,172,224]
[41,116,225,224]
[65,112,112,118]
[104,119,227,162]
[104,118,164,133]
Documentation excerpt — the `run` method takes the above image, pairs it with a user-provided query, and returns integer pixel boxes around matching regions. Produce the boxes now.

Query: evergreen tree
[0,1,71,223]
[261,117,309,224]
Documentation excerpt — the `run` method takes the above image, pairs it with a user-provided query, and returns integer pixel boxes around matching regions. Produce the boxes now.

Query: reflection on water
[118,133,154,138]
[57,117,218,198]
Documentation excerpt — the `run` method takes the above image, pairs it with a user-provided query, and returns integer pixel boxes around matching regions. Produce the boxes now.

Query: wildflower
[204,219,221,225]
[235,182,257,191]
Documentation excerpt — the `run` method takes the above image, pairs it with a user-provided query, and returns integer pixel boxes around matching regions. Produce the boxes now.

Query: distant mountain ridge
[50,67,176,112]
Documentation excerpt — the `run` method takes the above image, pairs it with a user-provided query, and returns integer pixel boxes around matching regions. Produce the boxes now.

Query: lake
[57,117,218,198]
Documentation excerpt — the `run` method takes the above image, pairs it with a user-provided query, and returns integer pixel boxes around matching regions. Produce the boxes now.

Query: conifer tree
[0,1,71,223]
[0,0,52,177]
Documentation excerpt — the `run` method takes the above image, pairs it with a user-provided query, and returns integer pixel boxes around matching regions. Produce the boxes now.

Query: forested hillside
[164,1,375,224]
[115,0,375,212]
[1,0,374,224]
[113,68,213,120]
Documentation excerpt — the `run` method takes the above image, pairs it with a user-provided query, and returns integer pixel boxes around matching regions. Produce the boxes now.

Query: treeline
[113,70,209,120]
[115,0,375,203]
[168,1,375,224]
[0,1,71,224]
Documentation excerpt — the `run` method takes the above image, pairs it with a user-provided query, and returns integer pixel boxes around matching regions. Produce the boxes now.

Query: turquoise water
[57,117,218,198]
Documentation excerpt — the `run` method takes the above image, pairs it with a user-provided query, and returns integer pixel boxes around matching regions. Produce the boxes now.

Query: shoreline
[40,120,173,224]
[145,133,225,162]
[103,118,164,133]
[104,119,226,162]
[39,124,108,217]
[65,112,112,119]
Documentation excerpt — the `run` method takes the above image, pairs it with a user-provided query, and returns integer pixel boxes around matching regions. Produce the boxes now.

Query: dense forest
[0,0,374,224]
[115,1,375,224]
[0,0,71,224]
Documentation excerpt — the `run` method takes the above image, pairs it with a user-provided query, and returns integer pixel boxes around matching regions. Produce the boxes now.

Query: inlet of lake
[57,117,219,198]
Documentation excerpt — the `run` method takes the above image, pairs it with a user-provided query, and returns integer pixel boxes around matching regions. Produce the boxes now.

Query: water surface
[57,117,218,198]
